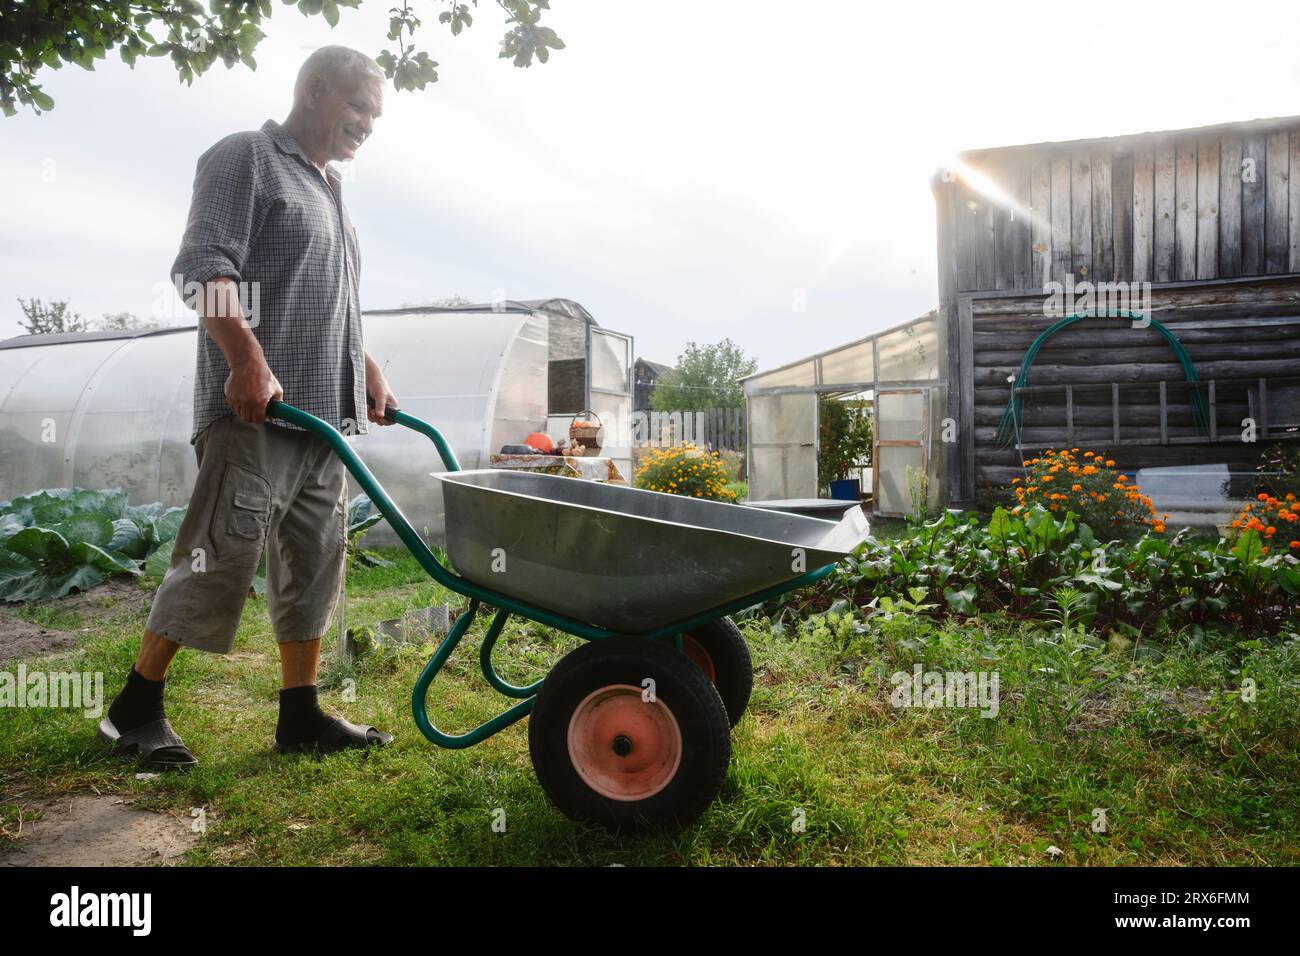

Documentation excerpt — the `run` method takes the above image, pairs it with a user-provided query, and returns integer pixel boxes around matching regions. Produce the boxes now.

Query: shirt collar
[261,119,340,186]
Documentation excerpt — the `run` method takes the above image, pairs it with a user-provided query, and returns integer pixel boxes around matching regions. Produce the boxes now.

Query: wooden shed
[933,114,1300,516]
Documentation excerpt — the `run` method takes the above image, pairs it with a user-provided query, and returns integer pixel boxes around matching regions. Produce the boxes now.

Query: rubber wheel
[678,617,752,728]
[529,636,731,831]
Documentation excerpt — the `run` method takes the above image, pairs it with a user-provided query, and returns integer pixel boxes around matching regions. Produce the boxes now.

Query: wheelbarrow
[268,399,871,830]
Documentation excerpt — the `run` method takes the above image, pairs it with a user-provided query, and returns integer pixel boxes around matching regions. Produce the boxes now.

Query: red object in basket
[524,432,554,454]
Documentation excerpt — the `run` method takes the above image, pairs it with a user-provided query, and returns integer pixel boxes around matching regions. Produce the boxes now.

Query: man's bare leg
[278,637,321,689]
[135,629,182,681]
[274,636,391,751]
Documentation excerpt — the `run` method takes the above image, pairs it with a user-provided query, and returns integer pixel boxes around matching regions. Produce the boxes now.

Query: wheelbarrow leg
[411,598,534,749]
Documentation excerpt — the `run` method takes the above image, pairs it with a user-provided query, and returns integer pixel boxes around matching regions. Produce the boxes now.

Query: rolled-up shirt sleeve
[170,134,261,305]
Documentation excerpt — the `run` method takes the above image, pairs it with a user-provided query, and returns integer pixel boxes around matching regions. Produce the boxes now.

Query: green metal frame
[267,400,835,750]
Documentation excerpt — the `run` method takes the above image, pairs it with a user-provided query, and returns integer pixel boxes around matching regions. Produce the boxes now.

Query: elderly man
[99,46,397,769]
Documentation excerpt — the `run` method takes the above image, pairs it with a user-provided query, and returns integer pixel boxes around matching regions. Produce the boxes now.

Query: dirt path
[0,578,150,664]
[0,791,198,867]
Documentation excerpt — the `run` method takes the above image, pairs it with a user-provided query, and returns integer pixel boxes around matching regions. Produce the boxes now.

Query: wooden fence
[633,407,746,452]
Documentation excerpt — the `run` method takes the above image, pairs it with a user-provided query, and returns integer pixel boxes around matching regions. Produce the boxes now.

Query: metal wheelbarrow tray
[438,469,868,633]
[268,400,870,831]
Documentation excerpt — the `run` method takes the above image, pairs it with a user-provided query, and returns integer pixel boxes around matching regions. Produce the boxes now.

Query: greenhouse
[742,311,947,516]
[0,298,633,545]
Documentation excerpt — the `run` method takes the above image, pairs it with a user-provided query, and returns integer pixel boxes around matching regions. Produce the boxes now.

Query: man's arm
[364,351,398,426]
[172,135,281,422]
[199,278,283,424]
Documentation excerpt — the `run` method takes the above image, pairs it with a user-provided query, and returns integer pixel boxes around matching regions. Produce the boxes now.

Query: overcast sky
[3,0,1300,371]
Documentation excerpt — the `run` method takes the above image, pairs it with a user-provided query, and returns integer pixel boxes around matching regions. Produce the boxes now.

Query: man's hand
[225,357,284,423]
[364,351,399,425]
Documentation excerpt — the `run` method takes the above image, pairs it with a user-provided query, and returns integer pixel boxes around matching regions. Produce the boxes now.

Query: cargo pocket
[210,462,272,564]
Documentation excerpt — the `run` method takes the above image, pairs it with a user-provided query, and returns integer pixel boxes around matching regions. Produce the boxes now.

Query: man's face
[315,72,383,162]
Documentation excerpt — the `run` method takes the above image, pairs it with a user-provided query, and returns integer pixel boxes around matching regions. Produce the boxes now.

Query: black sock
[107,668,166,732]
[276,685,335,745]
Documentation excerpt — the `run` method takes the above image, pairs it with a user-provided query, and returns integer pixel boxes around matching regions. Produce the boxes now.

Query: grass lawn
[1,547,1297,866]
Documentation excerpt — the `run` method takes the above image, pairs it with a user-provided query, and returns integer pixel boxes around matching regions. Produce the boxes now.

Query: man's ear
[304,72,329,108]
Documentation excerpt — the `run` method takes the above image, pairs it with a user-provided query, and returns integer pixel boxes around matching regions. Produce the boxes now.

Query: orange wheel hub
[566,684,682,801]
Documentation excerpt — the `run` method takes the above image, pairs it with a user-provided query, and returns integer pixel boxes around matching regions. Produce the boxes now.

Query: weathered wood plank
[1218,137,1243,277]
[1030,158,1052,288]
[1175,139,1199,280]
[974,403,1247,427]
[1091,152,1115,282]
[976,339,1300,366]
[1050,157,1072,285]
[1132,148,1155,282]
[1112,149,1134,283]
[972,323,1300,347]
[1196,136,1220,279]
[1291,130,1300,272]
[959,296,975,501]
[992,159,1014,290]
[953,183,979,292]
[1153,143,1177,282]
[1266,130,1290,274]
[973,358,1300,387]
[1012,160,1033,289]
[1071,156,1093,278]
[976,161,998,291]
[1241,133,1267,275]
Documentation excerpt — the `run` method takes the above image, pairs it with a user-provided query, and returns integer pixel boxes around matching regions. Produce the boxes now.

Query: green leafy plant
[346,493,393,569]
[817,396,872,487]
[0,488,184,601]
[816,501,1300,641]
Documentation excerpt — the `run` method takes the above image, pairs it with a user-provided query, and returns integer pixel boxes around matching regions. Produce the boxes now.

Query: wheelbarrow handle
[366,392,398,424]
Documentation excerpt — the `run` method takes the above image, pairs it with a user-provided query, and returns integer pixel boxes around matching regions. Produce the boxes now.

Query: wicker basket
[568,410,605,457]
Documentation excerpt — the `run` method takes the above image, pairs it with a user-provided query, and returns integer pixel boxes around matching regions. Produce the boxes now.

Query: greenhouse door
[748,391,818,500]
[874,388,929,517]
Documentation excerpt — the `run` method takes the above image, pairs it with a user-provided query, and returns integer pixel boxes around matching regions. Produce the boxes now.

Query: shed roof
[959,113,1300,161]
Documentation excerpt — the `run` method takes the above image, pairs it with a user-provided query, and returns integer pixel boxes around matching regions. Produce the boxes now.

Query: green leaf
[151,507,187,544]
[5,527,71,564]
[0,550,45,602]
[109,518,149,558]
[322,0,340,27]
[52,514,114,549]
[943,587,976,614]
[69,541,139,575]
[144,538,175,582]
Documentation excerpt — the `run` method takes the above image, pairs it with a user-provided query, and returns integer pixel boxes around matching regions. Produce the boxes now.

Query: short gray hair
[296,46,384,93]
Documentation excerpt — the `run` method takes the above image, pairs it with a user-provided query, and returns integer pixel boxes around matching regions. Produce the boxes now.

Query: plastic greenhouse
[742,311,947,516]
[0,299,632,545]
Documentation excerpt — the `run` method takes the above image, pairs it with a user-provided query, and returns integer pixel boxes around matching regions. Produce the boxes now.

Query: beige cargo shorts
[146,414,348,654]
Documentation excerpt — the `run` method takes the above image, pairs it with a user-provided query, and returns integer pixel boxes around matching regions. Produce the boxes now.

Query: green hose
[995,310,1211,449]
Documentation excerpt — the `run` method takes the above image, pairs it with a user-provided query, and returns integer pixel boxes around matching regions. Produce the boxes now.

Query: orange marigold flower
[1071,484,1082,492]
[1258,493,1270,501]
[1105,459,1116,467]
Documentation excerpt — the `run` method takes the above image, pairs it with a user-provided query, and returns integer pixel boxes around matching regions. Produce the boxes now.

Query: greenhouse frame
[742,311,948,516]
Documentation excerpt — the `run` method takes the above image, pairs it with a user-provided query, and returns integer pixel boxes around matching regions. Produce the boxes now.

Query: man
[99,46,398,769]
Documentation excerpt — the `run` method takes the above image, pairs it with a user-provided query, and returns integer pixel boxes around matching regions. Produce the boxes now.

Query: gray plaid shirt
[172,119,368,442]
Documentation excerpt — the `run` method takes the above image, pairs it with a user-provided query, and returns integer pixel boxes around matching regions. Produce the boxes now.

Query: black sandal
[274,716,393,755]
[98,716,199,771]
